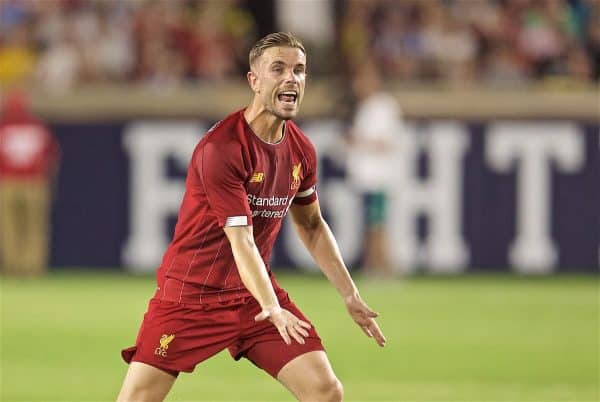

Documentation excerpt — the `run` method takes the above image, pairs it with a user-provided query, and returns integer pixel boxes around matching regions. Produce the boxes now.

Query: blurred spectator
[338,0,373,75]
[35,21,82,93]
[584,6,600,80]
[517,0,567,78]
[345,61,401,277]
[372,2,425,80]
[93,6,134,82]
[482,40,530,85]
[131,1,186,88]
[0,90,60,277]
[0,23,36,88]
[422,2,477,83]
[184,2,239,81]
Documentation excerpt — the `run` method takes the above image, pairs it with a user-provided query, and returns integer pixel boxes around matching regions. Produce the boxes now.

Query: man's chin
[274,107,298,120]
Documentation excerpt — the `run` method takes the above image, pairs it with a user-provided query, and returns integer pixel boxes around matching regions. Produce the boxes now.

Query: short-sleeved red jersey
[0,122,58,179]
[156,110,318,304]
[0,92,59,180]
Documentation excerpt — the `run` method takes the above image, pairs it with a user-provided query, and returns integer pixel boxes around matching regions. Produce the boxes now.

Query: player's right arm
[224,225,311,345]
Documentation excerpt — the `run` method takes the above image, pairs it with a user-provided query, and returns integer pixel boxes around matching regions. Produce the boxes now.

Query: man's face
[248,46,307,120]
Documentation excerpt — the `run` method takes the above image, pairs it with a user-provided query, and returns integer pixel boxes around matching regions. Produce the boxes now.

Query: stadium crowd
[340,0,600,85]
[0,0,258,92]
[0,0,598,92]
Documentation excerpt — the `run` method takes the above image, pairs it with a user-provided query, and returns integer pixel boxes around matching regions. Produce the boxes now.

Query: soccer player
[117,32,386,402]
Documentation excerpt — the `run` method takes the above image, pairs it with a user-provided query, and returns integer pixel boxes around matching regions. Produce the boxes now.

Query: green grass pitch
[1,271,598,401]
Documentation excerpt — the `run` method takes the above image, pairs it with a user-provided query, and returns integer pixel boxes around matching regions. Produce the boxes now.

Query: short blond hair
[249,32,306,68]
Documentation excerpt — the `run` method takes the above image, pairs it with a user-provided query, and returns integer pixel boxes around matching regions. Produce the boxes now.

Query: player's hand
[344,293,387,347]
[255,306,312,345]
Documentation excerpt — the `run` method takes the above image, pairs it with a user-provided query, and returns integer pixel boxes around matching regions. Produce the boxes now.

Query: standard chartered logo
[247,194,292,219]
[247,194,290,207]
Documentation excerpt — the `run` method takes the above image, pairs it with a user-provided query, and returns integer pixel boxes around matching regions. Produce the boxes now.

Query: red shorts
[121,291,324,378]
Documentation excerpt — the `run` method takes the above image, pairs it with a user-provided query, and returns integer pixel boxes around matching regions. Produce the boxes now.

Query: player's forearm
[227,232,280,310]
[297,219,359,299]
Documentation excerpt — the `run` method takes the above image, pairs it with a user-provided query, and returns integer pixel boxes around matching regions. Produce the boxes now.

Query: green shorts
[365,192,387,226]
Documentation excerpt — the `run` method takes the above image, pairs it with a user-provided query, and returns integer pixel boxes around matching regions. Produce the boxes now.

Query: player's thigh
[117,362,176,402]
[233,292,325,378]
[276,350,342,400]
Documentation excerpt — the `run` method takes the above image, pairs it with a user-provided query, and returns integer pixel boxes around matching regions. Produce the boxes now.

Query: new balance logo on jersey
[155,334,175,357]
[291,162,301,189]
[250,172,264,183]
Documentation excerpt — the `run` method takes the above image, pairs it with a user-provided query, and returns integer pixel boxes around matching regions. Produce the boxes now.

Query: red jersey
[156,110,318,304]
[0,93,59,180]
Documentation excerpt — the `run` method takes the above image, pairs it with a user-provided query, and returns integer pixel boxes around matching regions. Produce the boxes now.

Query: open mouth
[277,90,298,105]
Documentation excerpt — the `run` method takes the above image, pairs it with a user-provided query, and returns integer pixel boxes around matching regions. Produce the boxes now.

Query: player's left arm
[289,200,387,347]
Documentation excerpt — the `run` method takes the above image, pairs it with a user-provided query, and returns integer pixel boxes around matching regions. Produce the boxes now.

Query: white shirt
[347,92,403,192]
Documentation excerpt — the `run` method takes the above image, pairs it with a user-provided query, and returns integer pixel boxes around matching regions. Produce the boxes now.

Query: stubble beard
[267,101,296,121]
[274,109,295,121]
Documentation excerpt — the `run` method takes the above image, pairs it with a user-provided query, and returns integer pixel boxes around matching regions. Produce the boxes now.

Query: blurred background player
[346,60,402,277]
[0,90,60,276]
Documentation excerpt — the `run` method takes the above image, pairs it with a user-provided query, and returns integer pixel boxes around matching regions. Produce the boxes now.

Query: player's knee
[117,380,169,402]
[117,387,163,402]
[305,376,343,402]
[117,386,146,402]
[328,378,344,401]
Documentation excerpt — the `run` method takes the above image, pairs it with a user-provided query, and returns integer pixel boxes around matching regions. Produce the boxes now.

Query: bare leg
[1,181,22,275]
[364,225,393,277]
[276,351,343,402]
[116,362,176,402]
[24,182,49,276]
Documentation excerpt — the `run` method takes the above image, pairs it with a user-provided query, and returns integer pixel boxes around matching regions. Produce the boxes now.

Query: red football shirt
[0,91,59,180]
[0,120,59,179]
[156,110,318,304]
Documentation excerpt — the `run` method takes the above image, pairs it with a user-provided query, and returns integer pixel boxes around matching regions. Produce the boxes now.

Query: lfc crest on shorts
[155,334,175,357]
[291,162,301,190]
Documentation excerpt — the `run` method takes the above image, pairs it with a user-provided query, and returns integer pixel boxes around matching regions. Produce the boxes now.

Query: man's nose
[284,69,298,83]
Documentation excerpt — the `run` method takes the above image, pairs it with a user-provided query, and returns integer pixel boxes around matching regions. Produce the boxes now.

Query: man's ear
[247,70,259,93]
